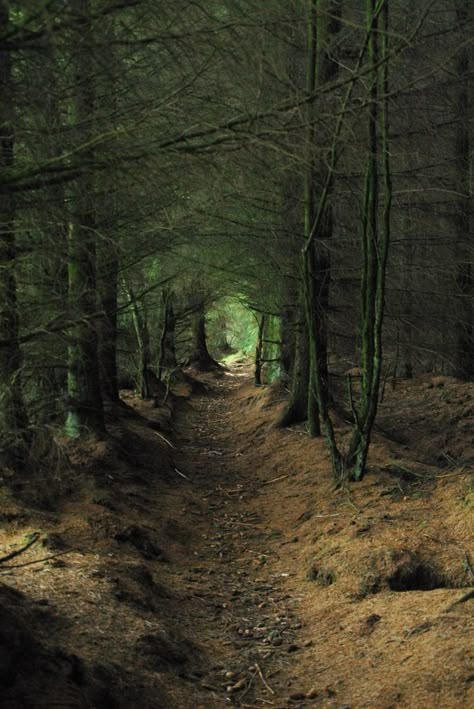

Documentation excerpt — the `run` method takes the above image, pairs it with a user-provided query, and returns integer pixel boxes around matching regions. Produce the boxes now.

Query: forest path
[1,364,471,708]
[169,365,308,708]
[165,366,474,709]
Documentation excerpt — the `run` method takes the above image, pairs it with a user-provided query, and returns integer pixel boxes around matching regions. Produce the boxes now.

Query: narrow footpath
[167,366,309,708]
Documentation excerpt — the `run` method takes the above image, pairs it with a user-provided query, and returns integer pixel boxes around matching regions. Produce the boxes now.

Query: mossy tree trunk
[279,301,294,382]
[254,313,266,386]
[65,0,105,437]
[301,0,391,484]
[347,0,392,481]
[0,0,29,463]
[261,315,282,383]
[301,0,346,477]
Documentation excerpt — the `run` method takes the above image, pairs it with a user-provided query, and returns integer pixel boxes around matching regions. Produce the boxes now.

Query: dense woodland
[0,3,473,708]
[0,0,472,480]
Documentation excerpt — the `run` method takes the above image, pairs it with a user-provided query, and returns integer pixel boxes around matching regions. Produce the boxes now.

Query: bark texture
[65,0,105,437]
[0,1,29,463]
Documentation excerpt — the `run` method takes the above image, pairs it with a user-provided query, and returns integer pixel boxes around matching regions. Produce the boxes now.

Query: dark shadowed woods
[0,2,472,708]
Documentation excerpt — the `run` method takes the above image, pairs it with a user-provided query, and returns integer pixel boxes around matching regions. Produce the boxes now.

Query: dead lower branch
[0,532,40,564]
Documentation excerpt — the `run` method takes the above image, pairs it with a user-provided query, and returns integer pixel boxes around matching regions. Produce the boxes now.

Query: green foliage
[207,298,258,356]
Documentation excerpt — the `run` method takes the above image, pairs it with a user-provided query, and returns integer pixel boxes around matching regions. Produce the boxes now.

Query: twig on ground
[238,672,256,701]
[0,532,40,564]
[435,469,468,479]
[255,663,275,695]
[173,467,192,482]
[444,589,474,612]
[261,474,289,486]
[153,431,175,448]
[343,490,361,513]
[219,486,244,495]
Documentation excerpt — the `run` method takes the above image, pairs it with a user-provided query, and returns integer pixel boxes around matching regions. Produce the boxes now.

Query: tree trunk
[304,0,321,438]
[254,313,266,386]
[189,304,220,371]
[35,42,69,418]
[304,0,342,437]
[0,0,29,463]
[98,243,120,403]
[279,301,294,382]
[96,21,120,404]
[348,0,392,481]
[401,215,414,379]
[454,0,473,379]
[126,284,152,399]
[66,215,105,435]
[274,306,310,427]
[65,0,105,437]
[159,289,178,381]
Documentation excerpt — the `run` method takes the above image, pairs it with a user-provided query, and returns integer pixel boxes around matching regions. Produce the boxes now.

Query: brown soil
[0,364,472,708]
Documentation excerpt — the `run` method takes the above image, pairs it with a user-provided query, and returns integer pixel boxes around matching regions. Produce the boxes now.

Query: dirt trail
[0,364,472,708]
[165,365,473,709]
[169,365,308,707]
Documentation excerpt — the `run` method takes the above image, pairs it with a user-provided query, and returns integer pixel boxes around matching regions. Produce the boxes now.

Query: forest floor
[0,362,473,708]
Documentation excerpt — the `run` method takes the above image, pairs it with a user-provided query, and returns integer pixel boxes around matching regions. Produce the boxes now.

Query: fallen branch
[0,532,40,564]
[0,550,72,572]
